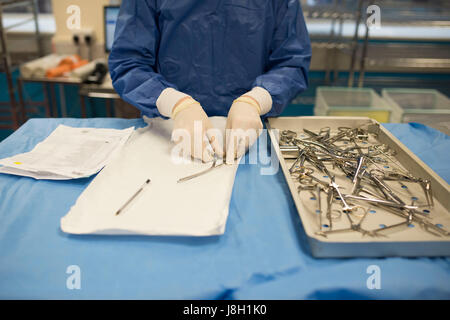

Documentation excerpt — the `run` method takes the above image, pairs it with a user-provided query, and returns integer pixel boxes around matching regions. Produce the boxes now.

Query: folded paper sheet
[60,117,239,236]
[0,125,134,180]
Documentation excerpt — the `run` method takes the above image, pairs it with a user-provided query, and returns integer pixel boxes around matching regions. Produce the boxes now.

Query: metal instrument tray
[266,116,450,258]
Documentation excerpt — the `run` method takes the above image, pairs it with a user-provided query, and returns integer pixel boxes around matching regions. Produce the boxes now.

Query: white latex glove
[225,101,263,163]
[172,103,223,162]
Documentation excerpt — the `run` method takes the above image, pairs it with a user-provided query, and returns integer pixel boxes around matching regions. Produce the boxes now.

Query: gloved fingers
[225,126,262,163]
[234,133,260,159]
[189,128,214,163]
[235,136,248,160]
[245,127,262,153]
[225,133,246,164]
[171,127,191,160]
[206,128,224,159]
[224,118,232,163]
[170,129,183,144]
[200,119,220,162]
[171,131,212,162]
[224,128,233,164]
[225,116,232,131]
[170,103,218,162]
[225,135,235,164]
[225,128,239,164]
[201,135,215,163]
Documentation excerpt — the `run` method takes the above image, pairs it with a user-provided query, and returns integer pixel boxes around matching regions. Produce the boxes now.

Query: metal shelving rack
[305,0,377,87]
[0,0,42,130]
[303,0,351,85]
[348,0,450,87]
[302,0,368,86]
[304,0,450,88]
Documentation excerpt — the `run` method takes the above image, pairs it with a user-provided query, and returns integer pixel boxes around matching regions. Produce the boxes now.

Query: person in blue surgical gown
[109,0,311,162]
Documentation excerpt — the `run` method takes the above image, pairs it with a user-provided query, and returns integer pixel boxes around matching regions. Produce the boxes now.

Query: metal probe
[115,179,151,216]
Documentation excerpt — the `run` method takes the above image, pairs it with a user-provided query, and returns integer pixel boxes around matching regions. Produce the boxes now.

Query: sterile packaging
[0,125,134,180]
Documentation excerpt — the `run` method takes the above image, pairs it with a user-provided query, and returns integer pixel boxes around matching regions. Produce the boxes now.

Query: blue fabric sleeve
[108,0,175,116]
[253,0,311,117]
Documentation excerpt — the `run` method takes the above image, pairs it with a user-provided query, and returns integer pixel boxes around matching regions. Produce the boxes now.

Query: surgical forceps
[319,207,374,237]
[177,155,225,183]
[295,167,329,188]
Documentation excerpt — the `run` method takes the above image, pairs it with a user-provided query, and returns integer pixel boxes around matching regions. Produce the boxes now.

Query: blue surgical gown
[109,0,311,118]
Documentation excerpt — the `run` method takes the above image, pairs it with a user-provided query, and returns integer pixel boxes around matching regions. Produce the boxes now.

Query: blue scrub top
[109,0,311,118]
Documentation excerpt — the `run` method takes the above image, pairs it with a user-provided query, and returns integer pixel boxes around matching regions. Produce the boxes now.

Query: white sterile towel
[60,117,239,236]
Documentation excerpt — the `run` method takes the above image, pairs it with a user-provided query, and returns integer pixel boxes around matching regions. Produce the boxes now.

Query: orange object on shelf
[46,55,89,78]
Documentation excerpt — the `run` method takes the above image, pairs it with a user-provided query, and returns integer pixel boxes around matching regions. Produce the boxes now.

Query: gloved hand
[172,98,223,162]
[156,88,223,162]
[225,97,263,163]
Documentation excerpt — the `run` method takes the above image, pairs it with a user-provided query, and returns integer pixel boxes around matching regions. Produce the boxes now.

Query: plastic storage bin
[314,87,392,123]
[382,88,450,134]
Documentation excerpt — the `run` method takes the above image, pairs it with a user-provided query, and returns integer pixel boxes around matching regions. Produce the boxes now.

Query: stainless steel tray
[266,116,450,258]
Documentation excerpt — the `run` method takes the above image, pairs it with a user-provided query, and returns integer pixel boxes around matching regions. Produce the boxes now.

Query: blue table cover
[0,119,449,299]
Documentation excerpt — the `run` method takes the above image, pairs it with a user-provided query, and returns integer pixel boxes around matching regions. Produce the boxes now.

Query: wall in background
[51,0,110,59]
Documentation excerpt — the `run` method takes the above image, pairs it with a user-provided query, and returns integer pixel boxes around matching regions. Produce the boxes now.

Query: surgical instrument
[177,156,225,183]
[116,179,151,216]
[278,125,448,240]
